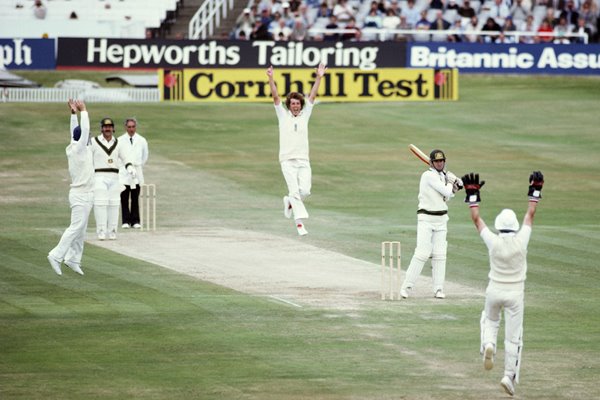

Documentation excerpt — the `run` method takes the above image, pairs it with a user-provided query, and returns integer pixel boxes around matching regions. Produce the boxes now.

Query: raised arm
[266,66,280,105]
[68,99,78,138]
[308,63,327,104]
[462,172,487,233]
[76,100,90,148]
[524,171,543,227]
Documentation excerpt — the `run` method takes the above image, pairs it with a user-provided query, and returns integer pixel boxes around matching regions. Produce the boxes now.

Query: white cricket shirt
[275,100,314,162]
[481,225,532,290]
[66,112,94,192]
[417,168,455,212]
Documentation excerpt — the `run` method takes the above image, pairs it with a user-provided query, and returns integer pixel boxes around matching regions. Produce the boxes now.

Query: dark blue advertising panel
[0,38,55,70]
[56,38,406,70]
[407,43,600,75]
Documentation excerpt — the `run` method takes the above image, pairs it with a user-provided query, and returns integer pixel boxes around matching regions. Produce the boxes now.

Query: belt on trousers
[94,168,119,173]
[417,209,448,216]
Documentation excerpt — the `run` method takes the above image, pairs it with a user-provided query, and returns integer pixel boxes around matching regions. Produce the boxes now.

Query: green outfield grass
[1,74,599,399]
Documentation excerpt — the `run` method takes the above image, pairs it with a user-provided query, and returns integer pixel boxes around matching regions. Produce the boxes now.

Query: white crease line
[267,295,303,308]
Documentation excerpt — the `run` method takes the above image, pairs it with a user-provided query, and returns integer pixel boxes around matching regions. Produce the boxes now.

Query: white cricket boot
[500,376,515,396]
[47,255,62,275]
[296,223,308,236]
[64,261,84,275]
[400,287,411,299]
[434,289,446,299]
[483,343,494,370]
[283,196,292,219]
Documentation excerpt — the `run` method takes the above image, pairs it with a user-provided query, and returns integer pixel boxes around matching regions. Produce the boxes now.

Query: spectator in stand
[578,1,598,39]
[324,15,340,41]
[465,15,482,42]
[544,7,559,27]
[272,0,285,16]
[363,8,383,40]
[481,16,502,42]
[290,17,308,40]
[251,19,273,40]
[554,15,572,42]
[502,16,517,37]
[272,17,293,40]
[367,1,381,17]
[519,14,537,43]
[269,12,283,35]
[537,18,555,41]
[382,8,401,40]
[572,16,593,42]
[448,18,465,42]
[317,2,333,19]
[297,4,314,27]
[235,8,256,39]
[260,8,273,26]
[413,10,432,41]
[341,17,361,40]
[510,0,531,24]
[403,0,421,28]
[397,15,412,41]
[388,0,402,18]
[364,8,383,27]
[447,0,460,11]
[33,0,47,19]
[430,10,451,41]
[281,3,296,28]
[333,0,355,23]
[488,0,511,23]
[289,0,302,13]
[430,0,445,10]
[560,0,580,25]
[459,0,477,19]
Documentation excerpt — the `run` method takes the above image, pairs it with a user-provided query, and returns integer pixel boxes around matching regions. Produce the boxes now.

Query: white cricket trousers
[402,214,448,293]
[49,190,94,265]
[93,172,122,235]
[480,283,524,382]
[281,159,311,220]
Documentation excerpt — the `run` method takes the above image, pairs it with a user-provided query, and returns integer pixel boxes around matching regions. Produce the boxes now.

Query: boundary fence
[1,88,159,103]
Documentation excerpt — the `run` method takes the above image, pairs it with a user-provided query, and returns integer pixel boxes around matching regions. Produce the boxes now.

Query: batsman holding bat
[400,149,463,299]
[463,171,544,396]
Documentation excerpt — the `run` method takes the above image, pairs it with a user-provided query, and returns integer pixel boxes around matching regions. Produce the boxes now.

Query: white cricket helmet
[495,209,519,232]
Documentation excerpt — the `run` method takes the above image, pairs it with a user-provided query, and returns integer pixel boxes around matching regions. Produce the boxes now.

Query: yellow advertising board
[159,68,458,102]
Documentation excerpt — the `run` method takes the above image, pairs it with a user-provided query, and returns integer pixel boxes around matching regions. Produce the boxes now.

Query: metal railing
[1,88,159,103]
[188,0,234,40]
[307,28,589,44]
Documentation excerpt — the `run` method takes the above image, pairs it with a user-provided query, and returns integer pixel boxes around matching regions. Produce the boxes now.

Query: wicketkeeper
[462,171,544,396]
[400,149,463,299]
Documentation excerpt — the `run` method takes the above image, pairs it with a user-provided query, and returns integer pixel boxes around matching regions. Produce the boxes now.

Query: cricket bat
[408,144,430,165]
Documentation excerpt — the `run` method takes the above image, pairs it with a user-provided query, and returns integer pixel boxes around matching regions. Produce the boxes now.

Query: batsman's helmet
[495,209,520,232]
[100,117,115,127]
[430,149,446,161]
[72,125,82,141]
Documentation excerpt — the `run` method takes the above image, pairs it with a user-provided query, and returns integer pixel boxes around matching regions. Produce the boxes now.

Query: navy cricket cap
[72,125,82,141]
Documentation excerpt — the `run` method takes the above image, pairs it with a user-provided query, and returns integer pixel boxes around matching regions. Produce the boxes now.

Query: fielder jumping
[400,149,463,299]
[47,99,93,275]
[266,63,326,236]
[91,117,135,240]
[462,171,544,396]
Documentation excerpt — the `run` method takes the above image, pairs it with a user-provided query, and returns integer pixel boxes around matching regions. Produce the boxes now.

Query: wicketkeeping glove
[528,170,544,202]
[461,172,485,206]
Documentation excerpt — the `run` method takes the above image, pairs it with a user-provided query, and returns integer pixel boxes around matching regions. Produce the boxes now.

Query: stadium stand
[227,0,599,42]
[1,0,182,39]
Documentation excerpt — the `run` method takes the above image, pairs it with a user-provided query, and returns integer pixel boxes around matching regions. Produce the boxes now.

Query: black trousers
[121,185,141,225]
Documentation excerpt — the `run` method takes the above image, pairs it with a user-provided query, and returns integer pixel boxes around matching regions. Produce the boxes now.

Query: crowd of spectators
[231,0,600,43]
